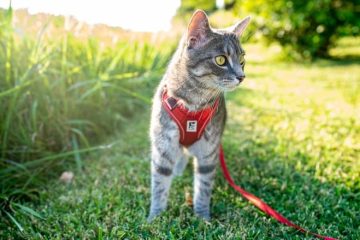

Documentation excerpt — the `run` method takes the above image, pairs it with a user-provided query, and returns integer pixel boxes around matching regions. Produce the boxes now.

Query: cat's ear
[232,16,251,37]
[187,10,211,48]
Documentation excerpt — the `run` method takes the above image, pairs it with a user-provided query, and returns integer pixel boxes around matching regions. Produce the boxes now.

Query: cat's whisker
[197,88,221,121]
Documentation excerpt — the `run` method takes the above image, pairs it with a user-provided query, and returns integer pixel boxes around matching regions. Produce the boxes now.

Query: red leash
[161,86,337,239]
[219,145,338,240]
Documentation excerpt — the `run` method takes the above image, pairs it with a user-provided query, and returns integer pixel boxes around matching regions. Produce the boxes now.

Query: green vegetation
[177,0,217,15]
[235,0,359,58]
[0,7,175,224]
[1,5,359,240]
[178,0,360,58]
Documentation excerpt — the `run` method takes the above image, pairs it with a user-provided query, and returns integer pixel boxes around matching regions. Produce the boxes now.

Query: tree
[230,0,360,58]
[177,0,217,15]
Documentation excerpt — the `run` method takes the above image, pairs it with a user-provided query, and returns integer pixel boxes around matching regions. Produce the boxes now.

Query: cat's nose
[236,75,245,82]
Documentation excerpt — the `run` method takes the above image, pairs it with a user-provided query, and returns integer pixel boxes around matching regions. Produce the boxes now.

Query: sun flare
[0,0,181,32]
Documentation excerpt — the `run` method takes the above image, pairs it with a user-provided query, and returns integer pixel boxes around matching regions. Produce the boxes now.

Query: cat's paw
[147,212,161,222]
[147,209,163,222]
[194,209,211,221]
[147,214,157,223]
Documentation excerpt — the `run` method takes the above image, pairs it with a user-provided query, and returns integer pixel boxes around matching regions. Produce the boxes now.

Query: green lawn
[1,40,359,239]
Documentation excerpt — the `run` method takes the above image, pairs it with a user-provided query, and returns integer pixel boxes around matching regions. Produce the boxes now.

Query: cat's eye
[215,55,227,66]
[239,55,245,65]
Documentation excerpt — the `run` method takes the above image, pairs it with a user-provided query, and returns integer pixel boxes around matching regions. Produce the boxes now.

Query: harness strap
[162,88,219,146]
[219,145,338,240]
[161,86,337,239]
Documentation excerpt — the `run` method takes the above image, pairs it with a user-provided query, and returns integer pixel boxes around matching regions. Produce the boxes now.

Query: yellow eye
[239,56,245,65]
[215,55,226,66]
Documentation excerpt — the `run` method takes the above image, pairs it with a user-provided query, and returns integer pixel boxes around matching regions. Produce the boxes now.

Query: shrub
[232,0,360,58]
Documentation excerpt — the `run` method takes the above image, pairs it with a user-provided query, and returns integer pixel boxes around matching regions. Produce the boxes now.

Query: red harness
[161,87,337,240]
[162,88,219,146]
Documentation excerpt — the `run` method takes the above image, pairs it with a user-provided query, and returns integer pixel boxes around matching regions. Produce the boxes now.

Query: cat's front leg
[190,140,220,221]
[148,159,173,222]
[148,134,184,222]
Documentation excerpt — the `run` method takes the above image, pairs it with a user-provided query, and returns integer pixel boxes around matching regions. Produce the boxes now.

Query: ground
[2,40,359,239]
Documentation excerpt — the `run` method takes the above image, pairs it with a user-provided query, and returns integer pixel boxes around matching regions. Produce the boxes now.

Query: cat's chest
[158,98,225,140]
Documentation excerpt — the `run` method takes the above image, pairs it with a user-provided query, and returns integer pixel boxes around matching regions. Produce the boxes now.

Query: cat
[148,10,250,221]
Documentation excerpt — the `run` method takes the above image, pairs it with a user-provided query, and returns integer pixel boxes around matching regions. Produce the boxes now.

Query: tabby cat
[148,10,250,221]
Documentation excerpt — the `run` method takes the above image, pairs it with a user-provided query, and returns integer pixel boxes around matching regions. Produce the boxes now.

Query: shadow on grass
[132,115,359,239]
[328,54,360,63]
[314,55,360,67]
[214,89,359,239]
[116,100,359,239]
[217,135,359,239]
[3,89,359,240]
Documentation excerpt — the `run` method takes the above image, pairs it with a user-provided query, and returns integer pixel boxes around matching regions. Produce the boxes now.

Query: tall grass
[0,6,175,225]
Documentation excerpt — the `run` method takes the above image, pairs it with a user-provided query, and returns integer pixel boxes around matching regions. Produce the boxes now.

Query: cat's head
[183,10,250,91]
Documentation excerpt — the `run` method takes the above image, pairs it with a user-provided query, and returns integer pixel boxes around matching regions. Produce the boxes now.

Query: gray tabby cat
[148,10,250,221]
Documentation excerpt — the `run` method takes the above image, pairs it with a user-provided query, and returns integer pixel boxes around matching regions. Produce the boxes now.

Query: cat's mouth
[218,79,242,91]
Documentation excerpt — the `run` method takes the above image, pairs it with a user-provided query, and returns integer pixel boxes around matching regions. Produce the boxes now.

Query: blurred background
[0,0,359,238]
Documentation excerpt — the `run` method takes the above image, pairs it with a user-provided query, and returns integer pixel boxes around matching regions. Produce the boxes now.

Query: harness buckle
[165,97,178,110]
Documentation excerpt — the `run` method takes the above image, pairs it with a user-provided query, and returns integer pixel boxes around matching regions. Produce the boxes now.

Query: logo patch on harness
[186,120,197,132]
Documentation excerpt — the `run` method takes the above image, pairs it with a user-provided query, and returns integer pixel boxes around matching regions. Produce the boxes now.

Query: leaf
[4,210,24,232]
[12,203,45,220]
[71,135,82,171]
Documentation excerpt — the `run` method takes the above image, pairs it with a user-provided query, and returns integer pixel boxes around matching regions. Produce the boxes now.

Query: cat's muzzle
[236,75,245,83]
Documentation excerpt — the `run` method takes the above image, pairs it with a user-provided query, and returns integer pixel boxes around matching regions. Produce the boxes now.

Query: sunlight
[0,0,181,32]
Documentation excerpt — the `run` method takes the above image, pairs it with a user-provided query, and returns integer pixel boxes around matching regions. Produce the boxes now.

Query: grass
[0,6,175,218]
[1,5,359,239]
[1,30,359,239]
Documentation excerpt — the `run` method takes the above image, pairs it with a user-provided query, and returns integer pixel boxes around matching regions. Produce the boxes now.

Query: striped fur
[148,10,250,221]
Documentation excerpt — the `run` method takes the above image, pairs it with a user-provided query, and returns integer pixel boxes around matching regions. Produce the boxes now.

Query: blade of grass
[12,202,45,220]
[0,144,113,175]
[4,210,24,232]
[104,83,151,105]
[71,134,82,171]
[71,127,90,147]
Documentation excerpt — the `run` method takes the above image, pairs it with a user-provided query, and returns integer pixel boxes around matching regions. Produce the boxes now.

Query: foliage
[177,0,217,15]
[0,3,359,238]
[173,0,217,28]
[231,0,360,58]
[1,40,359,238]
[0,6,175,224]
[176,0,360,58]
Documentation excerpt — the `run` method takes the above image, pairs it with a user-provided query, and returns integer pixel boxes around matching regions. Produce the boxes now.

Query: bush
[177,0,217,14]
[231,0,359,58]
